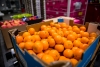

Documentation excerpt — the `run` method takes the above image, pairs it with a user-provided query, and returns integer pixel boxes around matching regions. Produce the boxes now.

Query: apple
[1,25,7,28]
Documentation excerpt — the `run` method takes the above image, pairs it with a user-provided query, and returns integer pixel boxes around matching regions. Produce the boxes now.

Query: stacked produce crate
[23,0,45,19]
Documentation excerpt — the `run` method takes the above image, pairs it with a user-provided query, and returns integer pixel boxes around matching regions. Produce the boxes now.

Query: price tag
[78,12,83,16]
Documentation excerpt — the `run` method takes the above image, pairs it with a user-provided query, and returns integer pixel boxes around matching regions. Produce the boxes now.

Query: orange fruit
[77,34,81,38]
[67,34,75,42]
[16,35,23,44]
[72,32,78,39]
[77,38,81,41]
[22,32,30,38]
[70,58,78,66]
[63,49,73,58]
[59,56,70,62]
[64,40,73,49]
[80,26,86,31]
[50,22,55,27]
[33,41,43,53]
[57,30,64,37]
[62,37,67,44]
[90,32,97,37]
[48,50,60,61]
[55,24,61,28]
[60,23,68,28]
[88,39,95,45]
[55,44,64,52]
[81,32,89,37]
[73,40,82,47]
[67,26,72,31]
[73,27,80,34]
[62,28,67,32]
[63,31,69,37]
[32,35,41,42]
[28,28,35,35]
[73,48,84,60]
[41,39,49,50]
[72,47,79,53]
[18,42,25,50]
[79,44,89,50]
[25,41,34,50]
[51,32,58,38]
[39,31,49,39]
[49,29,56,35]
[54,35,62,44]
[81,37,89,44]
[48,38,55,47]
[24,35,32,42]
[41,25,47,30]
[37,52,44,59]
[41,54,54,64]
[72,25,78,28]
[52,27,57,31]
[27,50,36,55]
[44,49,52,54]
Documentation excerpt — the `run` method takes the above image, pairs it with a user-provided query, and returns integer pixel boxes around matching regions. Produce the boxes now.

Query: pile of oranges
[16,22,97,67]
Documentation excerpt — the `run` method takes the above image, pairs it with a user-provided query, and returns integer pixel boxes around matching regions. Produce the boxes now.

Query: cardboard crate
[0,23,28,49]
[9,18,100,67]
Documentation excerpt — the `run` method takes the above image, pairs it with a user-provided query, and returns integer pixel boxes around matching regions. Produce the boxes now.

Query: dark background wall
[0,0,6,10]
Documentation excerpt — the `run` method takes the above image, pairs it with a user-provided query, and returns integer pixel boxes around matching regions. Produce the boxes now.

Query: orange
[90,32,97,37]
[41,25,47,30]
[57,30,64,37]
[16,35,23,44]
[62,28,67,32]
[77,34,81,38]
[51,32,58,38]
[73,48,84,60]
[54,35,62,44]
[44,49,52,54]
[70,58,78,67]
[81,37,89,44]
[79,26,86,31]
[27,50,36,55]
[41,39,49,50]
[24,35,32,42]
[41,54,54,64]
[67,26,72,31]
[55,44,64,52]
[37,52,44,59]
[50,22,55,27]
[25,41,34,50]
[72,32,78,39]
[18,42,25,50]
[73,27,80,34]
[33,41,43,53]
[67,34,76,42]
[48,36,52,39]
[49,29,56,35]
[72,25,78,28]
[48,37,55,47]
[63,31,69,37]
[88,39,95,45]
[59,56,70,62]
[28,28,35,35]
[32,35,41,42]
[81,32,89,37]
[73,40,82,47]
[62,37,67,44]
[64,40,73,49]
[79,44,89,50]
[72,47,79,53]
[39,31,49,39]
[52,27,57,31]
[63,49,73,58]
[22,32,30,38]
[55,24,61,28]
[77,38,81,41]
[60,23,68,28]
[48,50,60,61]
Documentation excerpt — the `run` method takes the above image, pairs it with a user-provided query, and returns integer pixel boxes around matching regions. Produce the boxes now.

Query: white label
[18,50,28,67]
